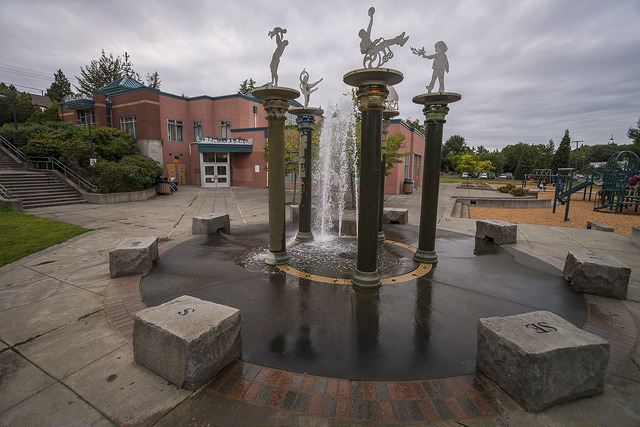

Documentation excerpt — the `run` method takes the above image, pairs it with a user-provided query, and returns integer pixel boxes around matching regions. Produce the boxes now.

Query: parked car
[499,174,507,179]
[480,172,488,179]
[505,172,513,179]
[462,172,468,178]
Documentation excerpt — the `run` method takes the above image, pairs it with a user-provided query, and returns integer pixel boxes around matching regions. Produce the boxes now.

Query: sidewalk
[1,184,638,426]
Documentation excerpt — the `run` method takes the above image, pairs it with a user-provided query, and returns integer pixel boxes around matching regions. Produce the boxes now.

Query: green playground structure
[552,167,597,221]
[522,169,554,190]
[593,151,640,214]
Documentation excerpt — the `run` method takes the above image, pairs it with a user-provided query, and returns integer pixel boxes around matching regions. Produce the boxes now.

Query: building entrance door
[167,163,187,184]
[201,152,230,187]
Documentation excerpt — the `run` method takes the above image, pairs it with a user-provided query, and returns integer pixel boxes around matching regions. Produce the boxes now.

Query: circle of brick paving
[277,237,432,285]
[104,237,638,424]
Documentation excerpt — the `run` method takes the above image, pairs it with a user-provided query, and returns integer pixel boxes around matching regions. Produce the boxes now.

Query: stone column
[412,93,461,265]
[290,107,323,242]
[252,87,300,265]
[344,69,403,288]
[379,109,399,242]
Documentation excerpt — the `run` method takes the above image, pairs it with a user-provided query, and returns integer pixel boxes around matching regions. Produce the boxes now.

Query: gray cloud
[1,0,638,150]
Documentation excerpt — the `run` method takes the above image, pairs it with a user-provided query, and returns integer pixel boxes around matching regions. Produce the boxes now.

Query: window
[220,120,231,138]
[120,116,137,139]
[78,110,94,126]
[168,119,184,141]
[404,155,411,178]
[414,154,421,181]
[193,121,203,141]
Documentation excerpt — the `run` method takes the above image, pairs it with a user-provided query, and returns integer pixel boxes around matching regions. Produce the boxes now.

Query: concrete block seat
[586,220,614,232]
[109,236,159,278]
[475,220,517,244]
[133,295,241,391]
[192,213,230,235]
[477,310,609,413]
[563,252,631,299]
[630,226,640,246]
[382,208,408,224]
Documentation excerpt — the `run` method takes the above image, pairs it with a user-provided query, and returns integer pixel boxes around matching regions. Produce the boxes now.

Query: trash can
[403,178,414,194]
[158,177,171,195]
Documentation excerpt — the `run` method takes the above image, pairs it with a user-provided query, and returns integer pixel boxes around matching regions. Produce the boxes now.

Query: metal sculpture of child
[411,41,449,93]
[299,68,323,107]
[358,7,409,68]
[268,27,288,86]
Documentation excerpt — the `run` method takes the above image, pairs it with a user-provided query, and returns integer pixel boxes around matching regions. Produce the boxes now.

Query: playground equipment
[553,167,596,221]
[593,151,640,214]
[522,169,554,189]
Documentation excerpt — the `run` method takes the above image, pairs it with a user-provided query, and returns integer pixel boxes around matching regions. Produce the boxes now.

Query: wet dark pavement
[141,222,587,382]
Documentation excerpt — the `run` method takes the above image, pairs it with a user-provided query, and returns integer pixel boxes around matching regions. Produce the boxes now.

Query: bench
[563,252,631,299]
[382,208,408,224]
[133,295,242,391]
[475,220,517,244]
[192,213,230,235]
[477,310,609,412]
[109,237,159,278]
[586,220,614,232]
[631,226,640,246]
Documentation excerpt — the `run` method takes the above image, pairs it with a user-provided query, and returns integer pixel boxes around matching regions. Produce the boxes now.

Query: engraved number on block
[525,321,558,334]
[178,308,195,316]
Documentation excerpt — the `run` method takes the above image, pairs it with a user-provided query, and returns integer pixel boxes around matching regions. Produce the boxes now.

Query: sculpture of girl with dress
[411,41,449,93]
[299,69,323,108]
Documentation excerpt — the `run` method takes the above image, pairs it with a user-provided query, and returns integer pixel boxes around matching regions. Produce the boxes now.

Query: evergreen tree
[46,69,72,102]
[514,145,534,180]
[628,117,640,147]
[75,50,160,94]
[0,83,38,126]
[237,78,256,94]
[145,72,161,89]
[550,129,571,173]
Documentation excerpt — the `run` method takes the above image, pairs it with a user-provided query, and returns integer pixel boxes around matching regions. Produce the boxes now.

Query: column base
[413,249,438,265]
[265,250,290,266]
[352,269,381,288]
[295,231,314,243]
[377,231,386,242]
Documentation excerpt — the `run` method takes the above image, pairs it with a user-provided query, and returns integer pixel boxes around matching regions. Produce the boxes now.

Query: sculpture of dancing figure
[269,27,289,86]
[358,7,409,68]
[411,41,449,93]
[299,69,323,107]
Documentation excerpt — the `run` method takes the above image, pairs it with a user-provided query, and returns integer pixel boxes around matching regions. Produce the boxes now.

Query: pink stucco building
[58,77,425,194]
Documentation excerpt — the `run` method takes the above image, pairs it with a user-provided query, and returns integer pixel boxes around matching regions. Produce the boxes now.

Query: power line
[0,81,46,95]
[0,62,51,79]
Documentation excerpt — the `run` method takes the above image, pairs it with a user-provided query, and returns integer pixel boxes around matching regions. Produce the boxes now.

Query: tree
[442,135,468,157]
[238,78,256,94]
[385,132,409,176]
[514,145,535,180]
[0,83,38,126]
[549,129,571,173]
[75,50,160,94]
[628,117,640,146]
[27,104,61,124]
[145,72,161,89]
[455,152,493,181]
[404,117,425,135]
[46,69,72,102]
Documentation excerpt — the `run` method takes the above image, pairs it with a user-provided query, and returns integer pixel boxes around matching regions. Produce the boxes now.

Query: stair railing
[0,183,11,199]
[0,134,28,162]
[28,157,99,193]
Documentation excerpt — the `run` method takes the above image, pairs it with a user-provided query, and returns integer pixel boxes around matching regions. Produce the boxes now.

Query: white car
[462,172,468,178]
[480,172,488,179]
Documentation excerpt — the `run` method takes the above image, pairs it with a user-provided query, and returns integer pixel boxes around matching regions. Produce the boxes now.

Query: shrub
[92,155,162,193]
[498,183,516,193]
[510,187,527,197]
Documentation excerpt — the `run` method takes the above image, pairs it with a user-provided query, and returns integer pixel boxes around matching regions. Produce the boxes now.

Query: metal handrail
[0,183,11,199]
[0,134,28,162]
[28,157,99,193]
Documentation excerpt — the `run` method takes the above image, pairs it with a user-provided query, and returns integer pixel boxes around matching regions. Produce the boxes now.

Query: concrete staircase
[0,170,87,209]
[0,146,22,169]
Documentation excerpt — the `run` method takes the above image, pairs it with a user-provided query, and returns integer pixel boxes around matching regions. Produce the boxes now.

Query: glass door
[201,152,230,187]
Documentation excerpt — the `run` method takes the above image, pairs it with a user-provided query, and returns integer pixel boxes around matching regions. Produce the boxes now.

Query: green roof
[97,76,145,95]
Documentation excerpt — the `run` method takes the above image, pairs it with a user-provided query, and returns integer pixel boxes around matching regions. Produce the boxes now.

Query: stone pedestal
[475,220,517,244]
[382,208,408,224]
[289,106,323,243]
[477,310,609,413]
[252,87,300,265]
[109,237,159,278]
[344,68,403,288]
[631,226,640,246]
[133,295,241,391]
[412,93,461,265]
[192,213,230,235]
[563,251,631,299]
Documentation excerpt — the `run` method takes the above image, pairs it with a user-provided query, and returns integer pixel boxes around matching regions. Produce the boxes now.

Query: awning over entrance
[197,137,253,153]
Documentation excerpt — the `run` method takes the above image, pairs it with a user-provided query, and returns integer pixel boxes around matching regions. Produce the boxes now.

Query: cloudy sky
[1,0,639,150]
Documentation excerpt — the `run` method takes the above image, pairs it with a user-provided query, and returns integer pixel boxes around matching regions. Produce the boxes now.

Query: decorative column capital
[423,104,450,124]
[263,99,290,120]
[356,85,388,111]
[295,114,316,132]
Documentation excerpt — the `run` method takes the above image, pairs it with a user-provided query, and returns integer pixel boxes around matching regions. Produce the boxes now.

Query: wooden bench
[477,311,609,412]
[109,237,159,278]
[133,295,241,391]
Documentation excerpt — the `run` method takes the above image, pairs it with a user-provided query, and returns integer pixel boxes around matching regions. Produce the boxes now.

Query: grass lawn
[0,205,90,267]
